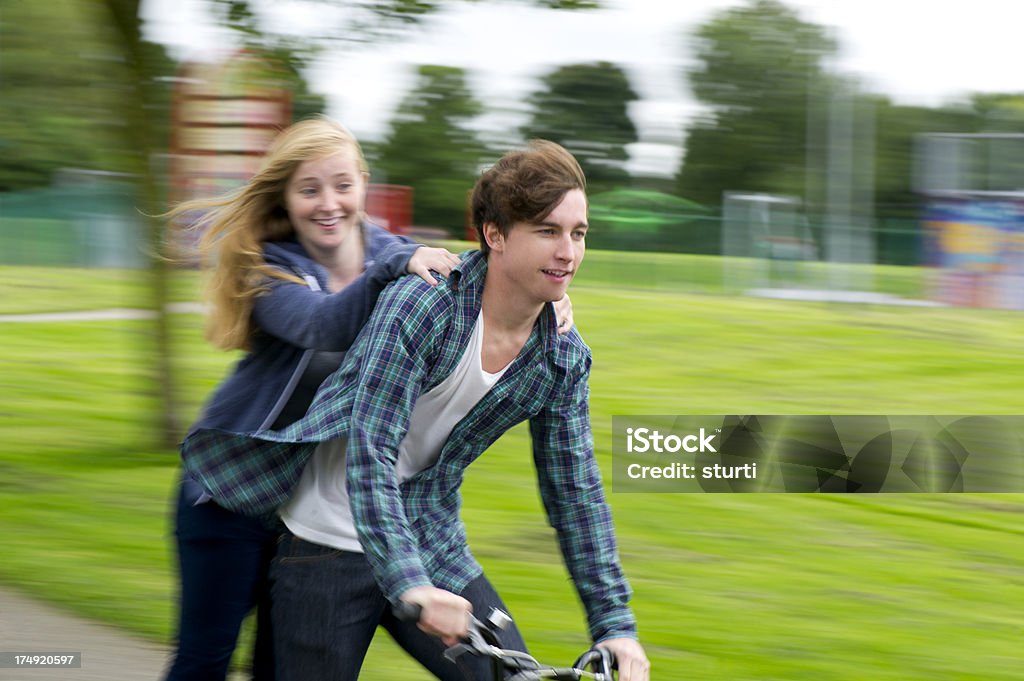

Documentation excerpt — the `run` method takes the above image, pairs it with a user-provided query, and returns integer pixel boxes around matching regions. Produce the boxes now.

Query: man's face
[490,188,588,304]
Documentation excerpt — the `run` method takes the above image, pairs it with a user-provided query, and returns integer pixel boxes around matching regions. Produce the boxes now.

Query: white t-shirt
[280,311,509,551]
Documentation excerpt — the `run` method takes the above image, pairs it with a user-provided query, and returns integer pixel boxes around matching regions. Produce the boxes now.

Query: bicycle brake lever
[443,642,480,664]
[443,618,498,662]
[573,647,615,679]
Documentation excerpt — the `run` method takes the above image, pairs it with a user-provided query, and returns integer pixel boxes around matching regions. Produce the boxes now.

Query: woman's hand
[553,293,574,336]
[407,247,461,286]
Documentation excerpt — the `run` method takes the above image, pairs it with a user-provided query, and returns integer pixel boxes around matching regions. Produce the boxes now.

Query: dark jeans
[270,533,528,681]
[163,483,278,681]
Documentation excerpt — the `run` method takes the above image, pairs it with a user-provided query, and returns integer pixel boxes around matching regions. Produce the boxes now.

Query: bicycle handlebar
[392,602,616,681]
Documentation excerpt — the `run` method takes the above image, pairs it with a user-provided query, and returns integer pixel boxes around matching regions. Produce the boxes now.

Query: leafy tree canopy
[373,64,488,235]
[676,0,836,205]
[521,61,639,193]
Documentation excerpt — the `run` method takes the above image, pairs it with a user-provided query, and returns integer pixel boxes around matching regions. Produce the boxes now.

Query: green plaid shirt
[182,250,636,642]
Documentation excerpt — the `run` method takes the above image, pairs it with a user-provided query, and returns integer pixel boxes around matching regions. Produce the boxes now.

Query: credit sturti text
[626,462,758,480]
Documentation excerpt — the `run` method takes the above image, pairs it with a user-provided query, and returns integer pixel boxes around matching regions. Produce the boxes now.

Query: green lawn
[0,246,928,315]
[0,256,1021,680]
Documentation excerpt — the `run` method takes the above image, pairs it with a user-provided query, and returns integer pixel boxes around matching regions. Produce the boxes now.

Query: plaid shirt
[182,250,636,642]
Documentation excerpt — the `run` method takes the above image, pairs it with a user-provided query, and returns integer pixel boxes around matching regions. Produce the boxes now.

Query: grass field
[1,253,1022,680]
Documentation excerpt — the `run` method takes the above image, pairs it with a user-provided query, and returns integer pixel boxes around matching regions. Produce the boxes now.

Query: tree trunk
[103,0,182,448]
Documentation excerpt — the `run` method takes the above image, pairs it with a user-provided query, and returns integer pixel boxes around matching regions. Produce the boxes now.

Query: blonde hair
[168,116,368,351]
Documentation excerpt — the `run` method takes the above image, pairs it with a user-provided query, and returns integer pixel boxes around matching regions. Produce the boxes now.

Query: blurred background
[5,0,1024,265]
[1,1,1022,680]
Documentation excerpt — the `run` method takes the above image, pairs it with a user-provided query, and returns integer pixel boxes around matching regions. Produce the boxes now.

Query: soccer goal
[722,192,822,296]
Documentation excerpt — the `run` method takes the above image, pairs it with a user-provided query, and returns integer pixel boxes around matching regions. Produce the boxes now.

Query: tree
[676,0,837,205]
[0,2,174,191]
[97,0,185,445]
[521,61,639,193]
[373,65,488,235]
[970,92,1024,132]
[214,1,327,119]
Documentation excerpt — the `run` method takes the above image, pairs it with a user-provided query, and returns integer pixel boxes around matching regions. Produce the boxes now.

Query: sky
[141,0,1023,177]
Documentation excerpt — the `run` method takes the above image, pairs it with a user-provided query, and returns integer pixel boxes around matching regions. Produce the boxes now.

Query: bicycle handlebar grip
[393,601,423,623]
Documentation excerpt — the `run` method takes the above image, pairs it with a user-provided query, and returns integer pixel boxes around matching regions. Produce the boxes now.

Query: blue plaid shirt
[182,250,636,642]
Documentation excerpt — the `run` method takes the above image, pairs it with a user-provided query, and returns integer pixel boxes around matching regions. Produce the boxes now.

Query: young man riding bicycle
[184,140,650,681]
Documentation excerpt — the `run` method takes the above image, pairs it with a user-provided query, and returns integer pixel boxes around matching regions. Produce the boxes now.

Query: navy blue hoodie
[188,223,419,437]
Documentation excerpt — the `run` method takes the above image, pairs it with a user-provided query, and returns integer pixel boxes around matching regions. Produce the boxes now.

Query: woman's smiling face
[284,150,367,256]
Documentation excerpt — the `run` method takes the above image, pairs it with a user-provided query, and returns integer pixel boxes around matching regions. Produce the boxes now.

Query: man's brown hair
[471,140,586,255]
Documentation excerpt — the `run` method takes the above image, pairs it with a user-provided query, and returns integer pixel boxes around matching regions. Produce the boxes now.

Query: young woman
[161,116,461,681]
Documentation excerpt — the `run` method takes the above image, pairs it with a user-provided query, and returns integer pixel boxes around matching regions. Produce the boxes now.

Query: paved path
[0,586,170,681]
[0,299,179,680]
[0,587,252,680]
[0,303,206,323]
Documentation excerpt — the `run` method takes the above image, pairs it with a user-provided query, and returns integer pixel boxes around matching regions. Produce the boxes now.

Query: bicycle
[394,603,618,681]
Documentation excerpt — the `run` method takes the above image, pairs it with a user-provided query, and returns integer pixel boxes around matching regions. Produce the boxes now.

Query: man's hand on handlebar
[399,586,473,647]
[394,602,632,681]
[595,637,650,681]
